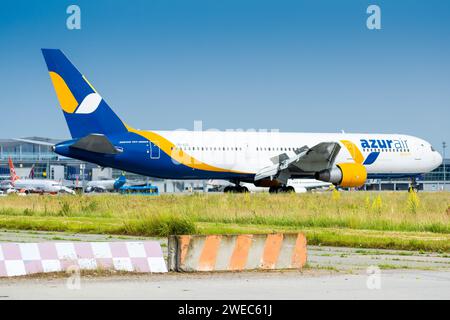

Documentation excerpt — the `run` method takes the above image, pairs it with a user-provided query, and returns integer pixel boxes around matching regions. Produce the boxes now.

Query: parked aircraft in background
[0,180,13,190]
[85,175,126,193]
[42,49,443,193]
[8,158,75,194]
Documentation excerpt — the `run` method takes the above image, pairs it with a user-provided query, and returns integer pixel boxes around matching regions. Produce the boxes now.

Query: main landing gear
[224,185,249,193]
[268,186,295,193]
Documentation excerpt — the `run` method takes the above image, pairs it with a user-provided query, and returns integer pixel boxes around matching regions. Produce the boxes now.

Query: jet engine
[315,163,367,188]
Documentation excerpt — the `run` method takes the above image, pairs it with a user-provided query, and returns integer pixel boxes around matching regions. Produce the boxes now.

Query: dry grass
[1,192,448,232]
[0,191,448,251]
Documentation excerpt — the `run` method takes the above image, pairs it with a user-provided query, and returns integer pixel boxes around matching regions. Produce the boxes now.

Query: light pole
[443,142,447,190]
[80,163,85,192]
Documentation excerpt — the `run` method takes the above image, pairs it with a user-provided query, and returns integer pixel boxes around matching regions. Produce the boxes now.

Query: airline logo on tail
[29,165,35,179]
[8,157,20,184]
[48,71,102,114]
[42,49,128,139]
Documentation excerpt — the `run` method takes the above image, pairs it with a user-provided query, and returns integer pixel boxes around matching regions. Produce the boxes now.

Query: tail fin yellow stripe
[49,72,78,113]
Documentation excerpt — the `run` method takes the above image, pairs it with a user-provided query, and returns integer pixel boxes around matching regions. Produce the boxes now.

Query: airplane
[7,158,75,194]
[41,49,443,193]
[85,175,126,193]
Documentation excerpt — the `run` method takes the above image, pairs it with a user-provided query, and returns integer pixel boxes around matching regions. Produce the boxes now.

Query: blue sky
[0,0,449,150]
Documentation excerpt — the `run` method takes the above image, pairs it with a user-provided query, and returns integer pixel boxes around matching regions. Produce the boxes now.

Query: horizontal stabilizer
[70,134,119,154]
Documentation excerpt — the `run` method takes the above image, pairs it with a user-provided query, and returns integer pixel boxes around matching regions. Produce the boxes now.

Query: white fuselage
[13,179,72,193]
[86,180,116,191]
[154,131,442,177]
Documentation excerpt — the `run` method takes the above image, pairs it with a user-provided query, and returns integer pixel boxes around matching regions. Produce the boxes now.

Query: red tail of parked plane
[8,157,20,184]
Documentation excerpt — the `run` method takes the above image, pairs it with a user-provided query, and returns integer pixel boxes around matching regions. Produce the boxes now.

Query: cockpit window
[431,146,435,152]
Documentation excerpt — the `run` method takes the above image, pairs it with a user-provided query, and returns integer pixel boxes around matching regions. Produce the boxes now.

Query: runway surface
[0,230,449,299]
[0,270,448,299]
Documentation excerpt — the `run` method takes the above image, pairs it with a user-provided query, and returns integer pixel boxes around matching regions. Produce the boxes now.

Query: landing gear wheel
[269,187,278,194]
[268,186,294,193]
[224,185,249,193]
[224,186,234,193]
[239,186,249,193]
[284,186,295,193]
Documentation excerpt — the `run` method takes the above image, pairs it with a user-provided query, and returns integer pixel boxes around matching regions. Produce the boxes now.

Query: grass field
[0,191,449,252]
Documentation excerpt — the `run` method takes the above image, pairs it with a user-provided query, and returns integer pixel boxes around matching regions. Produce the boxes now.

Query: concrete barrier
[0,241,167,277]
[168,233,307,272]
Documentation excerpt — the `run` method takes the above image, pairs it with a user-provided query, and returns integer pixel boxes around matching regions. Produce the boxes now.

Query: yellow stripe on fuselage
[125,125,250,174]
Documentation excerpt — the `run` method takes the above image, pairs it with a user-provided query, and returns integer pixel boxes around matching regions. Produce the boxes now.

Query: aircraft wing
[254,142,341,184]
[12,138,55,146]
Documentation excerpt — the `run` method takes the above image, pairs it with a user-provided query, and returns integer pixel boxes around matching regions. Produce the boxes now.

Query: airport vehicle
[85,175,126,193]
[42,49,443,193]
[8,158,75,194]
[118,184,159,195]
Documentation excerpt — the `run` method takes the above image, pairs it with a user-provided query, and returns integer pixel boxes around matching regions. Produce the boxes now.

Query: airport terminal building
[0,137,449,192]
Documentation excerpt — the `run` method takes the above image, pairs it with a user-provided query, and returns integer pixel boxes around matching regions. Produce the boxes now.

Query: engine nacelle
[315,163,367,188]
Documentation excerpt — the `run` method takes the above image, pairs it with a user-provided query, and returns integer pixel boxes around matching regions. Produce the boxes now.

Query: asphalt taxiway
[0,230,448,299]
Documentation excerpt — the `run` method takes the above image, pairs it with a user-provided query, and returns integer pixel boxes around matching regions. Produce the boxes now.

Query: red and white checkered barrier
[0,241,167,277]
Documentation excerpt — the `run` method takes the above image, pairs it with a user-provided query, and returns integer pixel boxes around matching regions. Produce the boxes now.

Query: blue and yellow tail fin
[41,49,127,138]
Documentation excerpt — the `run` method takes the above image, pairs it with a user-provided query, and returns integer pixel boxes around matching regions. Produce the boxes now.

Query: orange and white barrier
[168,233,307,272]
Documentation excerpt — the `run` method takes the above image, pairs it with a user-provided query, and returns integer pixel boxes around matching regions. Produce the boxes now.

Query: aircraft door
[150,141,160,159]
